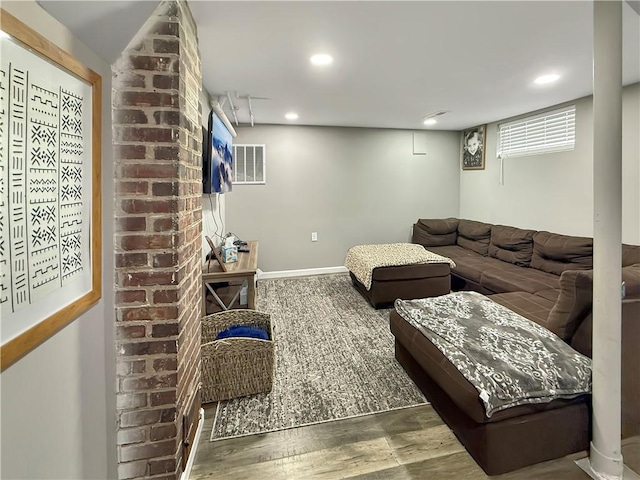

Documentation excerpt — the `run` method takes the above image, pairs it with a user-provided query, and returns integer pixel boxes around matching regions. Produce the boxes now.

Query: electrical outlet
[311,232,318,242]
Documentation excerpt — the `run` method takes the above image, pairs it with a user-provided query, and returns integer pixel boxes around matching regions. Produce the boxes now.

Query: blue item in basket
[216,324,269,341]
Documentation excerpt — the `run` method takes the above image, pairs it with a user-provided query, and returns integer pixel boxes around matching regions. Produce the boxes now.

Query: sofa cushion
[480,263,560,294]
[536,289,560,303]
[622,244,640,267]
[622,264,640,299]
[489,291,556,330]
[453,256,506,283]
[412,218,459,247]
[427,245,489,282]
[427,244,481,261]
[489,225,535,267]
[417,218,459,235]
[457,219,492,256]
[531,231,593,275]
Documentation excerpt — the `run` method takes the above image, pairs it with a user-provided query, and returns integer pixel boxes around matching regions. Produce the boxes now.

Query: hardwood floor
[190,404,640,479]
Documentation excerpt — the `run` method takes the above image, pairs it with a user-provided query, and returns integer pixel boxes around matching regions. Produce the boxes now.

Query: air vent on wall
[233,144,266,184]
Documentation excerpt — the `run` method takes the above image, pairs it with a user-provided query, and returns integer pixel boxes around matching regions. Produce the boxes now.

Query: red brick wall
[113,1,202,478]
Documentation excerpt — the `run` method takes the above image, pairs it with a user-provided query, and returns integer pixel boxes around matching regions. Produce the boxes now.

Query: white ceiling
[40,1,640,131]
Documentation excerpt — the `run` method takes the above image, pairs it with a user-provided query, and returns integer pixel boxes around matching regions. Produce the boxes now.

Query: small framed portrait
[461,125,486,170]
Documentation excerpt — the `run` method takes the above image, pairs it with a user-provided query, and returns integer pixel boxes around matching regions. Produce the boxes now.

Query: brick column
[112,1,202,478]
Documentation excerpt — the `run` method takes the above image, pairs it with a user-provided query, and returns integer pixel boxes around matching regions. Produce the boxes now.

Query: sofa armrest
[570,299,640,438]
[548,263,640,342]
[621,263,640,299]
[547,269,593,341]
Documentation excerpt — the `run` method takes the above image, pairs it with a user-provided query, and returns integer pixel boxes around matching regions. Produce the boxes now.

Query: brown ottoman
[345,243,453,308]
[390,306,590,475]
[350,262,451,309]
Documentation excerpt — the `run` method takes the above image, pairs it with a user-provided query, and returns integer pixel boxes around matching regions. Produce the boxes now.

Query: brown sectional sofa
[390,217,640,474]
[412,218,639,344]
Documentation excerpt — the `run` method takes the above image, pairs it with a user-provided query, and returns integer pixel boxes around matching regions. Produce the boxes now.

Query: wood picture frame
[205,235,227,272]
[0,10,102,371]
[461,124,486,170]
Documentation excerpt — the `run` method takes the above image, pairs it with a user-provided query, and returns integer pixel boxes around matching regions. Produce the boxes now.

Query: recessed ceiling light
[310,54,333,66]
[534,74,561,85]
[285,112,299,120]
[423,118,437,126]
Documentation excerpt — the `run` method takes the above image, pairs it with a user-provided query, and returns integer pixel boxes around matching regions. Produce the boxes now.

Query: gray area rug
[210,274,427,441]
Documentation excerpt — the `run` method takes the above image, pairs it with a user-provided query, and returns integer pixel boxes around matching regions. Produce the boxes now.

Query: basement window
[233,144,266,184]
[497,105,576,158]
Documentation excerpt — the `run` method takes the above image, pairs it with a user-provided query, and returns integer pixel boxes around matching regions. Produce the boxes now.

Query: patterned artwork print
[59,89,83,283]
[0,53,88,317]
[28,80,60,298]
[0,68,8,307]
[8,65,29,310]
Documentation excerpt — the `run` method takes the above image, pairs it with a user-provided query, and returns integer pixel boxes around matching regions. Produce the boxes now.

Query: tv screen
[204,111,233,194]
[201,125,210,192]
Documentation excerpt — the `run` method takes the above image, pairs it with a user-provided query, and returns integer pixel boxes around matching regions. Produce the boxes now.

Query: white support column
[590,1,623,478]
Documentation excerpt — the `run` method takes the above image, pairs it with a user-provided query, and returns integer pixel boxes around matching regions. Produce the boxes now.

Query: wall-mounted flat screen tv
[203,110,233,194]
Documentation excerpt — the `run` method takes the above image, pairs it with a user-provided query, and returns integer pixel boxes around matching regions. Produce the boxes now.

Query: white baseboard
[181,408,205,480]
[257,266,348,280]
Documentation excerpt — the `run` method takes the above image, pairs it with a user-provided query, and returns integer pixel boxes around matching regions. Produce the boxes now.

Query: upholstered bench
[345,243,454,308]
[391,292,591,474]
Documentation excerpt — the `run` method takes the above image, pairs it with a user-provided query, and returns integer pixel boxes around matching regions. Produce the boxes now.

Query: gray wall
[0,2,117,478]
[226,125,460,272]
[460,83,640,244]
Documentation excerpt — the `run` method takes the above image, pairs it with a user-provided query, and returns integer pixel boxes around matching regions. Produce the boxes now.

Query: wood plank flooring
[190,404,640,479]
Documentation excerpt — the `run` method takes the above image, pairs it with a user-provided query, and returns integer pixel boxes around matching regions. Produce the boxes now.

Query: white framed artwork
[0,10,102,370]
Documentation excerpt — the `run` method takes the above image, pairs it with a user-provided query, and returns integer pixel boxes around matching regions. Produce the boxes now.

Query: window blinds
[497,106,576,158]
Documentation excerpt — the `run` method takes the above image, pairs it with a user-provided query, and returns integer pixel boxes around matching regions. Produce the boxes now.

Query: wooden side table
[201,240,258,316]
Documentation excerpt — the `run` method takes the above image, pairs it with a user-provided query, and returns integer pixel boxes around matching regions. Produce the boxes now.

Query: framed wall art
[205,235,227,273]
[461,125,486,170]
[0,10,102,371]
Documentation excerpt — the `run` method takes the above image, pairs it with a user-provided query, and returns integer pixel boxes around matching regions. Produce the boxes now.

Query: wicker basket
[201,309,274,403]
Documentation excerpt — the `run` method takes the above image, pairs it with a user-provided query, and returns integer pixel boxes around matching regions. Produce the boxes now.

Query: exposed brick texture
[116,290,148,304]
[153,358,177,372]
[113,1,202,478]
[150,424,177,442]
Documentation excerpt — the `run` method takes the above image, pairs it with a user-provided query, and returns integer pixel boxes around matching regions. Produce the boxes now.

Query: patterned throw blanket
[345,243,456,290]
[395,291,592,417]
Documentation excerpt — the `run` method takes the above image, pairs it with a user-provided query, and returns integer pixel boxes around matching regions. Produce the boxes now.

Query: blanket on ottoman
[345,243,455,290]
[395,291,592,417]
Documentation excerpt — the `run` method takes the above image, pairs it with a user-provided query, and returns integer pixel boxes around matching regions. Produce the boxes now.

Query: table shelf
[201,240,258,317]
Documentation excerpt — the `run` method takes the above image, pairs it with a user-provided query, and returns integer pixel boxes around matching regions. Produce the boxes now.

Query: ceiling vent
[424,110,449,120]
